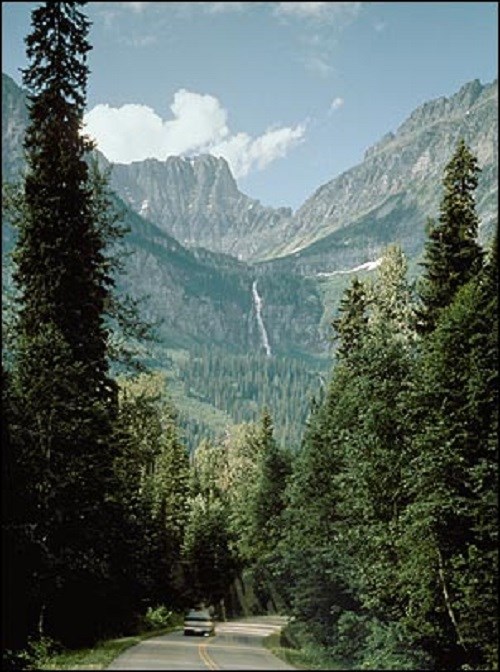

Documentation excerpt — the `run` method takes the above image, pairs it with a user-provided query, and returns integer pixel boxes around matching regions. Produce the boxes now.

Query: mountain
[3,72,497,448]
[2,72,29,182]
[116,200,324,357]
[1,72,327,450]
[93,78,497,276]
[107,153,294,262]
[262,79,497,274]
[1,73,324,354]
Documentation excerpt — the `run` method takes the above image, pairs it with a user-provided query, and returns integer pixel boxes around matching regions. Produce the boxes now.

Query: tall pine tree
[331,276,370,362]
[416,139,484,334]
[7,1,125,646]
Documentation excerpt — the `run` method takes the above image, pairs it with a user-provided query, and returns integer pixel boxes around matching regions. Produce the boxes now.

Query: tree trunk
[436,546,467,653]
[38,603,46,638]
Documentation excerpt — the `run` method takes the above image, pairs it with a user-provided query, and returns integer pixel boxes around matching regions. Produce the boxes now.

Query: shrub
[360,619,433,670]
[143,605,174,630]
[2,636,62,671]
[331,611,371,664]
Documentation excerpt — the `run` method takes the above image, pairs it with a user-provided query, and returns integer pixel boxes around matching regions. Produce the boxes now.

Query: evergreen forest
[2,3,497,671]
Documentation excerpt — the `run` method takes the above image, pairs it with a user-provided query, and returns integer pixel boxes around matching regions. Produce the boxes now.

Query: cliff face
[2,73,29,181]
[108,154,294,261]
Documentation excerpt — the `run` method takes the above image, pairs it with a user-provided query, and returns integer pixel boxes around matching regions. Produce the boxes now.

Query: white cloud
[274,3,362,79]
[92,1,150,12]
[203,2,246,13]
[274,2,362,22]
[84,90,305,178]
[330,97,344,112]
[275,2,331,18]
[119,2,150,12]
[303,54,334,77]
[211,124,306,177]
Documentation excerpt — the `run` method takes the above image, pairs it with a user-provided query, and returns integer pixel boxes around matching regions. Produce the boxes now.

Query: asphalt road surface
[107,615,296,670]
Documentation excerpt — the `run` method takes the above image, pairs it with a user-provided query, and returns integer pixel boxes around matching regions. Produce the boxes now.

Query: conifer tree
[7,2,125,645]
[331,277,370,361]
[252,409,291,550]
[368,244,416,343]
[416,139,484,334]
[400,235,498,669]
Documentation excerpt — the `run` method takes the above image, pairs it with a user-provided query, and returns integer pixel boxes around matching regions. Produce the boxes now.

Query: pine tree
[331,277,370,361]
[252,409,291,550]
[400,237,498,669]
[368,244,416,343]
[7,2,124,645]
[416,139,484,334]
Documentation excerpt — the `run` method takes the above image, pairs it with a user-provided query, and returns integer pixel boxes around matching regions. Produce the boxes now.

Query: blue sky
[2,2,498,211]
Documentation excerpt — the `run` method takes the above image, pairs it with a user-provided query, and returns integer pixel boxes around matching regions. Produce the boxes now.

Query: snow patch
[317,258,383,277]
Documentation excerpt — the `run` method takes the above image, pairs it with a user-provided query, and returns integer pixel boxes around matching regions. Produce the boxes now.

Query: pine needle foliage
[416,139,484,334]
[4,1,126,649]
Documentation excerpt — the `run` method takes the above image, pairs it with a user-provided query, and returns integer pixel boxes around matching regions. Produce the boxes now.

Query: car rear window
[186,612,212,621]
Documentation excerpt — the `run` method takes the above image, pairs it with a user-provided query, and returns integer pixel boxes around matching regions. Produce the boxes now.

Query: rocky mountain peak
[396,78,492,139]
[2,73,497,270]
[270,77,497,267]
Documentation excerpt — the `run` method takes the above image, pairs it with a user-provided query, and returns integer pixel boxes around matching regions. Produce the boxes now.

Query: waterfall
[252,280,272,357]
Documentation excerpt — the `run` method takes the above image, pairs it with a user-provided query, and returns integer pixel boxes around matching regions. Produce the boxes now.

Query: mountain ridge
[3,72,496,274]
[94,75,498,269]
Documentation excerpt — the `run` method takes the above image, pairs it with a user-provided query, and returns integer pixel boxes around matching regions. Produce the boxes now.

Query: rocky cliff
[108,153,294,261]
[2,73,29,181]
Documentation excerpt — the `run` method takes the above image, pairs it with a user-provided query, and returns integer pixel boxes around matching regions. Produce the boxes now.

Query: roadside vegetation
[15,609,183,671]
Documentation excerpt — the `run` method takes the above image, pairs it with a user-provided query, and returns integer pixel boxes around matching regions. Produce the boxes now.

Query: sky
[2,2,498,211]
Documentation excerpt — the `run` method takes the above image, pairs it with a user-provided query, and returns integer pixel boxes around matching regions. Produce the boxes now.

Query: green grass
[38,627,180,670]
[264,631,351,671]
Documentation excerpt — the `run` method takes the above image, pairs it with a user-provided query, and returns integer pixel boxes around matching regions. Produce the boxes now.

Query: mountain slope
[266,79,497,274]
[2,73,29,182]
[116,198,324,356]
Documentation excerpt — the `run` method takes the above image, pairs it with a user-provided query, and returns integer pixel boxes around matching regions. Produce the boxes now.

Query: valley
[2,72,497,451]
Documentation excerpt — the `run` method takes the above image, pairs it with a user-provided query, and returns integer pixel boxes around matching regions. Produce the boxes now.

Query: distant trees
[178,349,321,450]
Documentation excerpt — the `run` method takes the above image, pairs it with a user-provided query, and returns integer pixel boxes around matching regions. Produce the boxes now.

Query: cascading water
[252,280,272,357]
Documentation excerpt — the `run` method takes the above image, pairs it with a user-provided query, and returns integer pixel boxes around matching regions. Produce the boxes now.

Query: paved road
[107,616,296,670]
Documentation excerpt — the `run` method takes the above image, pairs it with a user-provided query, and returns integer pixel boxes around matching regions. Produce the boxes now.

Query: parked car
[183,609,216,636]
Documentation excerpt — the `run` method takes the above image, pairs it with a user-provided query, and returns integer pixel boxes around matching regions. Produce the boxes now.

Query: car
[183,609,216,637]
